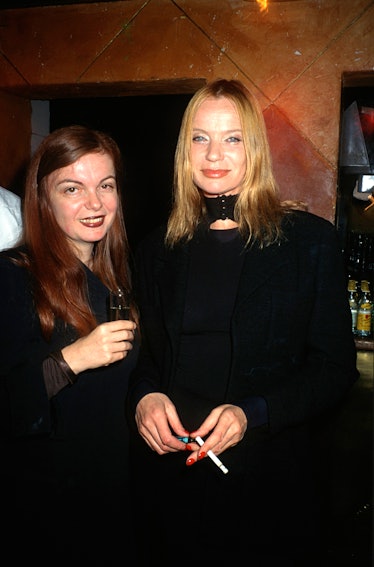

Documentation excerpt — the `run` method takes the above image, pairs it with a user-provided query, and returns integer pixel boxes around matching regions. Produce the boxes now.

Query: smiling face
[48,151,118,264]
[191,96,247,198]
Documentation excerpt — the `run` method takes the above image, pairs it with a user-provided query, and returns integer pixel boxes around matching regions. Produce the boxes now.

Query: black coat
[0,249,139,565]
[129,210,357,428]
[128,210,359,565]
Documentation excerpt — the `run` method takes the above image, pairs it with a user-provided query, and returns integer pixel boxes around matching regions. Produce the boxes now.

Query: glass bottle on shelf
[356,280,373,338]
[361,234,374,287]
[346,232,360,282]
[347,279,358,334]
[354,233,364,282]
[345,231,374,289]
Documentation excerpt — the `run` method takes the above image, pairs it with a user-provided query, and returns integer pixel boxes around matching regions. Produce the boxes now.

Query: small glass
[108,288,130,321]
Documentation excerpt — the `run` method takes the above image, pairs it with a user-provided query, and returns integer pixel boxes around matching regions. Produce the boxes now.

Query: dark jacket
[0,248,139,564]
[0,249,137,459]
[129,210,358,436]
[127,210,359,564]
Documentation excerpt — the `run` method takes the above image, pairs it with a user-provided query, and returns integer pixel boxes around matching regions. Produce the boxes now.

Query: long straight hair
[166,79,288,248]
[15,125,136,340]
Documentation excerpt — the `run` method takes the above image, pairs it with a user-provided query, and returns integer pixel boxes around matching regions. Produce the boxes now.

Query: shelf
[355,338,374,351]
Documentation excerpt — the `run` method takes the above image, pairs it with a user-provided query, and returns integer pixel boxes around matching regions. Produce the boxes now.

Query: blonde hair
[166,79,288,248]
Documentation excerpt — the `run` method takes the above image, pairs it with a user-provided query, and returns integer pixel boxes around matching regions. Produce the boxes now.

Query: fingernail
[185,444,192,451]
[186,458,195,466]
[198,451,206,460]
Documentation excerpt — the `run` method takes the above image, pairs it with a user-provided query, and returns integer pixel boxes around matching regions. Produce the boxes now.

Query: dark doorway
[50,94,192,251]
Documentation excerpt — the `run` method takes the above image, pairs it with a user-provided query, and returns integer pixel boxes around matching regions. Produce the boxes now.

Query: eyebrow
[56,175,116,186]
[192,127,242,134]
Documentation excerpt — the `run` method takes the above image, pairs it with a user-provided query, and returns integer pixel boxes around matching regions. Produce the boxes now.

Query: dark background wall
[50,94,192,250]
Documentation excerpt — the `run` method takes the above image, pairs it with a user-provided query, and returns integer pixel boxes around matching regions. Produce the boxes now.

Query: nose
[85,190,103,211]
[206,140,223,162]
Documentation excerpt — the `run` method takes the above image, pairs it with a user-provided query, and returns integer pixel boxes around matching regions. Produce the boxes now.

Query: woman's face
[191,96,246,197]
[48,151,118,262]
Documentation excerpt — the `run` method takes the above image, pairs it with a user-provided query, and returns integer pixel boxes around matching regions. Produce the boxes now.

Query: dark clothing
[0,249,139,566]
[170,227,248,430]
[128,210,359,566]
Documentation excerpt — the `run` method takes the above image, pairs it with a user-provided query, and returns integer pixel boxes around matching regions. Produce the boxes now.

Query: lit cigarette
[194,436,229,475]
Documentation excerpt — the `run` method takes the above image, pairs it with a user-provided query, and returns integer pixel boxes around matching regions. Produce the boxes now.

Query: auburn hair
[15,125,136,340]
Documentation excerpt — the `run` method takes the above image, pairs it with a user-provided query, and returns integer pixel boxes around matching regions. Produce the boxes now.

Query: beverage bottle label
[356,310,372,333]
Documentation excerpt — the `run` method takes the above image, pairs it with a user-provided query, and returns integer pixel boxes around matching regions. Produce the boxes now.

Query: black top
[0,248,139,563]
[170,228,245,430]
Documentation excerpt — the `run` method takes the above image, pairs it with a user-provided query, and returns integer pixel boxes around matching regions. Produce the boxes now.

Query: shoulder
[0,187,22,225]
[0,250,32,308]
[0,186,21,208]
[0,246,28,276]
[282,210,337,241]
[135,225,167,257]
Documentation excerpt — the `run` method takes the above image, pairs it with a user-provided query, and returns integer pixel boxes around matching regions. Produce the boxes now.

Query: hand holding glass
[108,289,130,321]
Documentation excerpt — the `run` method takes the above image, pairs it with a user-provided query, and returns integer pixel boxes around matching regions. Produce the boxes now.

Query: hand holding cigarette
[195,436,229,475]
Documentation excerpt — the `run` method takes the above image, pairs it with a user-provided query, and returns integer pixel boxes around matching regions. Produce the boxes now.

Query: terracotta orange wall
[0,0,373,222]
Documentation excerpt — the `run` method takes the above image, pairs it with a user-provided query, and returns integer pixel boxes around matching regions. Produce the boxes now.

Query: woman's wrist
[49,350,78,385]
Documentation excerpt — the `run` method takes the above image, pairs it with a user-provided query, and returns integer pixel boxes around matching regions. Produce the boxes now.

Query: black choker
[204,194,238,223]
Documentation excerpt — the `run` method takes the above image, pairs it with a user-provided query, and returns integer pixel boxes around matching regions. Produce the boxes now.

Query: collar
[204,194,238,223]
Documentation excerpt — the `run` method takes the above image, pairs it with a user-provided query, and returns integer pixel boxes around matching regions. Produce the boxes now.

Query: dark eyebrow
[57,178,83,186]
[56,175,116,187]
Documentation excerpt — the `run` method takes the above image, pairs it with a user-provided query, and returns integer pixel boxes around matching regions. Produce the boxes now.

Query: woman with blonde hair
[167,78,285,246]
[128,79,358,566]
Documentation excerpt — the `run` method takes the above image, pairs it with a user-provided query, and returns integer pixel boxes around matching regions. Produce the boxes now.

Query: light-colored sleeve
[0,187,23,251]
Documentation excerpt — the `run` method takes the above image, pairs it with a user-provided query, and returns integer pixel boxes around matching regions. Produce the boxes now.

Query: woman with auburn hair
[0,125,138,565]
[127,79,358,566]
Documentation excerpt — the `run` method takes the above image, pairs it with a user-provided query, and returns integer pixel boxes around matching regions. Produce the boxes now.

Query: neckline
[209,227,239,242]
